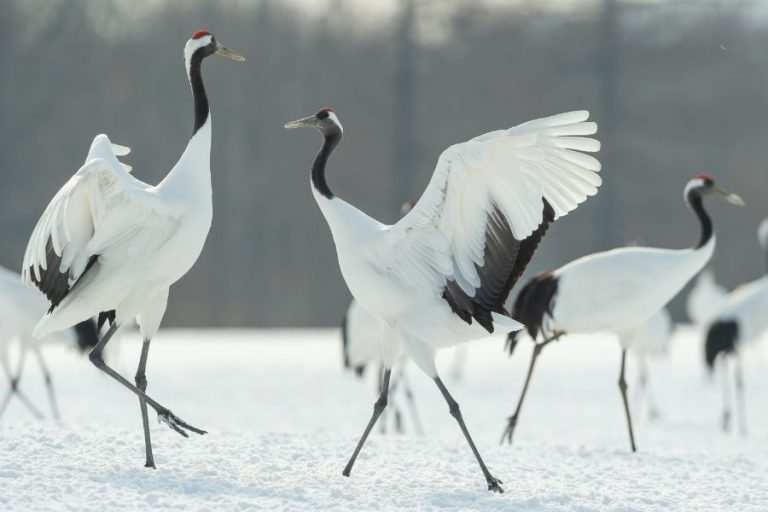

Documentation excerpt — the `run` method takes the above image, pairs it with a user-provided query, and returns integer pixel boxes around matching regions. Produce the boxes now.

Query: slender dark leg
[435,377,503,493]
[135,338,155,468]
[500,333,560,445]
[734,355,747,437]
[32,347,60,420]
[343,369,391,477]
[720,357,732,433]
[376,364,388,434]
[89,323,206,438]
[0,350,44,420]
[618,349,637,453]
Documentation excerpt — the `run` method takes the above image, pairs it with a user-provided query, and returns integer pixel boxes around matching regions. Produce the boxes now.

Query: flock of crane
[1,30,766,494]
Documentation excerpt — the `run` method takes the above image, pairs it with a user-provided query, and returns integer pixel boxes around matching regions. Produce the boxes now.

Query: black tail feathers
[73,318,99,353]
[506,271,558,356]
[705,320,738,370]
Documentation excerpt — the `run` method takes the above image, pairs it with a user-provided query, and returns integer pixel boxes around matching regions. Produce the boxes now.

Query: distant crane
[0,265,99,420]
[704,218,768,435]
[21,31,244,468]
[502,174,744,451]
[287,108,602,492]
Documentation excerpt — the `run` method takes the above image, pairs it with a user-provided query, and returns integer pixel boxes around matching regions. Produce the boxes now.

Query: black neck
[189,52,209,135]
[687,191,712,249]
[312,131,341,199]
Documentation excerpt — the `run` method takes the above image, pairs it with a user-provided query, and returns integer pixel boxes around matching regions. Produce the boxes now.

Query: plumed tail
[506,271,559,356]
[73,318,100,353]
[704,320,738,371]
[505,330,523,356]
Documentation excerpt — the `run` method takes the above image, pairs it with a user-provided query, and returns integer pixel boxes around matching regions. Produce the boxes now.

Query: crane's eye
[317,110,330,119]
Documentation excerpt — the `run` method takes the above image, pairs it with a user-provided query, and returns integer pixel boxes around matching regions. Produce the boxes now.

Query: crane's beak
[284,115,316,130]
[215,42,245,62]
[714,186,745,206]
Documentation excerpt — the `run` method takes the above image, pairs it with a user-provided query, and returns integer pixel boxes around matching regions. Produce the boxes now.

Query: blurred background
[0,0,766,327]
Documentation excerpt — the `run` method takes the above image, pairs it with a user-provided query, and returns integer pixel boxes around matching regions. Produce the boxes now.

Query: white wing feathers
[22,135,176,303]
[379,111,601,312]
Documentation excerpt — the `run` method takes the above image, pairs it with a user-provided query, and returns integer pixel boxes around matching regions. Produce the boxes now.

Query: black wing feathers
[30,238,99,313]
[506,270,559,354]
[442,200,554,333]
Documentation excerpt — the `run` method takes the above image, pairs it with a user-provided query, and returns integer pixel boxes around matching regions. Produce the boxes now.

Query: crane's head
[685,173,744,206]
[284,107,343,136]
[184,30,245,71]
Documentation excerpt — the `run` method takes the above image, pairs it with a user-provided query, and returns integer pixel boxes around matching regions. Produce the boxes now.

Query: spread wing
[375,111,601,332]
[22,135,179,311]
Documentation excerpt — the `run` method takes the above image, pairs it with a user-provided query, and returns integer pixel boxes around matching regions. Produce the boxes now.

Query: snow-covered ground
[1,327,766,511]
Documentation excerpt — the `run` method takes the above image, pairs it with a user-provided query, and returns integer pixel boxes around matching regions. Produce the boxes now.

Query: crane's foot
[157,408,207,437]
[499,415,518,445]
[486,475,504,493]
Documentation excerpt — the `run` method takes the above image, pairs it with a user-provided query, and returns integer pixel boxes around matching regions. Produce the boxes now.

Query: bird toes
[487,476,505,493]
[157,409,207,437]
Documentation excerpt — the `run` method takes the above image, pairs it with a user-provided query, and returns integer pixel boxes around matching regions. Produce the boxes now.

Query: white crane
[687,267,728,326]
[21,30,244,468]
[626,307,673,420]
[704,218,768,435]
[0,265,99,420]
[501,174,744,451]
[287,108,602,492]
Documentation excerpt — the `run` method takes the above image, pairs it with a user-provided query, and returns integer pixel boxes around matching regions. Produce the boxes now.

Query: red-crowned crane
[501,174,743,452]
[287,108,602,492]
[21,31,244,468]
[704,218,768,435]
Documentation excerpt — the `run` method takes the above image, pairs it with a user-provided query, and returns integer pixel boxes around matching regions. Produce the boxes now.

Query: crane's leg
[343,369,391,477]
[734,355,747,437]
[387,365,408,434]
[88,323,206,439]
[500,333,560,445]
[32,347,60,420]
[376,364,389,434]
[618,349,637,452]
[435,376,504,493]
[720,357,732,433]
[135,338,155,468]
[0,349,44,420]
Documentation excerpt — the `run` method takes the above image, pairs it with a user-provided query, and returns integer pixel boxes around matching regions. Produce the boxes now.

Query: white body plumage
[551,238,714,339]
[311,111,602,376]
[23,100,212,341]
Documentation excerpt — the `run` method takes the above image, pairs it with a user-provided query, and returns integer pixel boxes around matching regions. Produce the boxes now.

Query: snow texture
[0,328,766,511]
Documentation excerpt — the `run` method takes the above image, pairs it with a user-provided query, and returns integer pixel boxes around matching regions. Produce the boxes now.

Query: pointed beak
[284,115,317,130]
[714,186,745,206]
[215,42,245,62]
